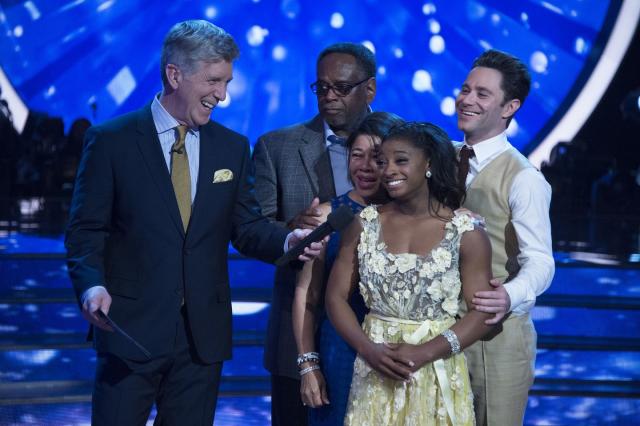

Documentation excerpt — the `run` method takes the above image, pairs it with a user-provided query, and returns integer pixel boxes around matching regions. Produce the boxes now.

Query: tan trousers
[464,313,537,426]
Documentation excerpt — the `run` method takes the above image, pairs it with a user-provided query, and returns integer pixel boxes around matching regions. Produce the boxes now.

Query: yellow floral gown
[344,206,476,426]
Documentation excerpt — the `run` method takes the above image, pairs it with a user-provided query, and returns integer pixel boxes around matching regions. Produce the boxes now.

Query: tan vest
[462,147,533,283]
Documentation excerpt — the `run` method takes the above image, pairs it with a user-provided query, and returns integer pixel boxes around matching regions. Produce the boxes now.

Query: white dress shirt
[461,132,555,315]
[323,121,352,196]
[151,95,199,203]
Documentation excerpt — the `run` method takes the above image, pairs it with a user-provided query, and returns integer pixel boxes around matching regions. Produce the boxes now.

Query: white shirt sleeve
[284,232,293,253]
[503,168,555,314]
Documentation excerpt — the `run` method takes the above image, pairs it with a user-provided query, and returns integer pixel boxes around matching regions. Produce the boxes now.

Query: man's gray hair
[160,20,239,85]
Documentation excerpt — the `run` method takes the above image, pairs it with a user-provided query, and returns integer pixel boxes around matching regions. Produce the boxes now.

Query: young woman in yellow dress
[326,122,495,425]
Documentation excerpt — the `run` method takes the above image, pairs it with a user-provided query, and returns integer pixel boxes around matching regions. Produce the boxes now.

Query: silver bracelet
[441,329,461,355]
[299,364,321,376]
[297,352,320,367]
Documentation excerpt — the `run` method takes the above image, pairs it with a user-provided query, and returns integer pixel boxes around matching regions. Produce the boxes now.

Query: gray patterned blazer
[253,114,336,378]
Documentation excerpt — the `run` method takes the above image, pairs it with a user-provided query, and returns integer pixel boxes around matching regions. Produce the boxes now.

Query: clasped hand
[361,341,428,381]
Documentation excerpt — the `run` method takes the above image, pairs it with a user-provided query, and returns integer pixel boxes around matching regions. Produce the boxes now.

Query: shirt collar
[151,94,199,137]
[322,106,373,146]
[464,132,508,164]
[323,121,338,147]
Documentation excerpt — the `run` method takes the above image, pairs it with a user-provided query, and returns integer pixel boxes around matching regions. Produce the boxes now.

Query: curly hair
[382,122,464,215]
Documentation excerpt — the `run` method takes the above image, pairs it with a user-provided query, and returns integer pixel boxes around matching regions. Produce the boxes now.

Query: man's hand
[300,368,330,408]
[288,228,326,262]
[472,279,510,325]
[288,197,323,230]
[81,287,114,331]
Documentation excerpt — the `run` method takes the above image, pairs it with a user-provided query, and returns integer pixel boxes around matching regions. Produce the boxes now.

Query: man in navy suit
[65,20,319,425]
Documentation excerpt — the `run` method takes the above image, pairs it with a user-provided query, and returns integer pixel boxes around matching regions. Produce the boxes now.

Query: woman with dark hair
[326,122,494,425]
[293,112,404,425]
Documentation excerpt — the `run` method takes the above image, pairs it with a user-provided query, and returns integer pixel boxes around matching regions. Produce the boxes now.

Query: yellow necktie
[171,125,191,231]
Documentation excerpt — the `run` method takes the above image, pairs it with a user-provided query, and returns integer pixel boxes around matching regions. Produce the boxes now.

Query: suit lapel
[298,115,335,201]
[135,106,185,237]
[191,123,217,217]
[189,122,228,235]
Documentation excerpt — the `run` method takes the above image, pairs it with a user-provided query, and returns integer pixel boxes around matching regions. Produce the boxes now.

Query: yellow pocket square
[213,169,233,183]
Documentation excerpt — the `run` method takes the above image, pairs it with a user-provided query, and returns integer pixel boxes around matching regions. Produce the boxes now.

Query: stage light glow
[422,3,436,15]
[428,18,440,34]
[412,70,433,93]
[232,302,268,315]
[205,6,217,19]
[24,1,40,20]
[361,40,375,54]
[575,37,587,55]
[246,25,269,47]
[530,51,549,74]
[531,0,640,167]
[330,12,344,29]
[106,67,136,106]
[440,97,455,116]
[541,1,563,15]
[97,0,115,13]
[272,45,286,61]
[0,0,629,163]
[429,35,445,54]
[478,39,492,50]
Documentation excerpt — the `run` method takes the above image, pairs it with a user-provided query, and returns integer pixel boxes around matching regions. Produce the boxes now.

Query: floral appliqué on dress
[345,206,477,426]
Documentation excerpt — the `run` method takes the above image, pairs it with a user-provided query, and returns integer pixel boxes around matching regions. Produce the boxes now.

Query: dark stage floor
[1,230,639,425]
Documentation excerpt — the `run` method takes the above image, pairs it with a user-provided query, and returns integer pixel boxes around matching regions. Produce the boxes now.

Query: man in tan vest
[455,50,555,425]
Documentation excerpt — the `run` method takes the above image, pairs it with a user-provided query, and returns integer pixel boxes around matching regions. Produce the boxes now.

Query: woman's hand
[360,341,414,381]
[383,342,432,372]
[300,368,330,408]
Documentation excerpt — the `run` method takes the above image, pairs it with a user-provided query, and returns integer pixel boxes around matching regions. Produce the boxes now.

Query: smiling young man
[252,43,376,426]
[455,50,555,426]
[66,20,321,425]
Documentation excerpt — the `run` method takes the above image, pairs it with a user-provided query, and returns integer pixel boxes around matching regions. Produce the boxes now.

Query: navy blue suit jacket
[65,104,288,363]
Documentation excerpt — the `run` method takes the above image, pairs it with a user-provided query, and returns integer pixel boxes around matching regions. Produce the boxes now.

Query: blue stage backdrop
[0,0,616,153]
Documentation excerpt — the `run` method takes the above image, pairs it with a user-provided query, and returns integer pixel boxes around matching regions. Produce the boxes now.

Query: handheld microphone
[275,204,355,267]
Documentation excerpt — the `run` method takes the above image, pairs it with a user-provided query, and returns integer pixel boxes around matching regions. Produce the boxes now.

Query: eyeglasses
[310,77,371,97]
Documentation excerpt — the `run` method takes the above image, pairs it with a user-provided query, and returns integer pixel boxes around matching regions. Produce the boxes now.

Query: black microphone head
[326,204,355,231]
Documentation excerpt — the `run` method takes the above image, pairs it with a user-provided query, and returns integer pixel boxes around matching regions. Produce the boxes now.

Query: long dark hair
[382,122,464,214]
[345,111,404,152]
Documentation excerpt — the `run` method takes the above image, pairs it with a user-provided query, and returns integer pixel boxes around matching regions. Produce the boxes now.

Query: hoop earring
[425,170,432,179]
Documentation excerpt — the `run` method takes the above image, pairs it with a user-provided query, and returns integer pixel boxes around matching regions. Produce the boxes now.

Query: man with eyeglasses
[253,42,376,426]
